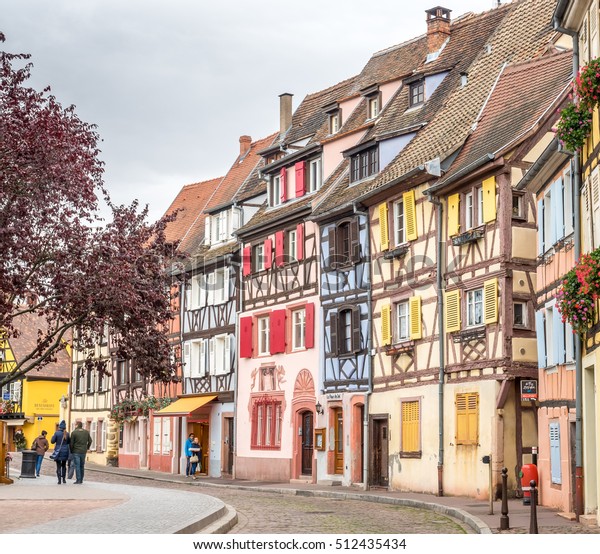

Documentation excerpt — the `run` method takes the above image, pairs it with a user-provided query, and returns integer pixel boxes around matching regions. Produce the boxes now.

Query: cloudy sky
[2,0,500,221]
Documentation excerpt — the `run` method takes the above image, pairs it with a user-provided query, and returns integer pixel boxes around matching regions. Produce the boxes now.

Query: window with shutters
[396,301,410,342]
[86,368,94,393]
[333,306,361,356]
[455,392,478,445]
[466,288,484,327]
[190,274,206,309]
[476,186,484,226]
[252,243,265,273]
[445,290,461,333]
[330,218,360,268]
[308,158,322,193]
[400,399,421,456]
[251,396,283,450]
[89,421,97,451]
[213,334,231,375]
[213,268,227,304]
[286,229,297,261]
[393,199,405,246]
[549,422,562,484]
[465,191,474,229]
[292,308,306,351]
[257,316,270,356]
[269,174,282,207]
[350,147,379,183]
[190,339,206,377]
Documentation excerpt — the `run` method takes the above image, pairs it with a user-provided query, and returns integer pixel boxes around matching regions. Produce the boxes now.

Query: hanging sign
[521,379,538,402]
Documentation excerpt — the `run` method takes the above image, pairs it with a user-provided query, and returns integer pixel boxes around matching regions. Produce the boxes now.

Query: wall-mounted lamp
[315,402,324,415]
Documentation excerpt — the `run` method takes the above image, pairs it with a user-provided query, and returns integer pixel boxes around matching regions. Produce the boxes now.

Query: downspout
[427,192,445,497]
[230,254,242,480]
[354,203,372,490]
[553,18,583,520]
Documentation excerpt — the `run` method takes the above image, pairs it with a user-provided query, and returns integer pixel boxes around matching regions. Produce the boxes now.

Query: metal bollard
[529,480,538,534]
[500,467,509,530]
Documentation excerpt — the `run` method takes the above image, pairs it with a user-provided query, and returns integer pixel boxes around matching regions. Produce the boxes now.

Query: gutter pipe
[552,16,583,520]
[426,192,445,497]
[354,202,372,490]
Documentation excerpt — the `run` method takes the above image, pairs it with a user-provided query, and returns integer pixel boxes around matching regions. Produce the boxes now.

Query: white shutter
[224,267,230,302]
[200,339,207,375]
[537,199,544,256]
[593,168,600,249]
[207,272,215,306]
[209,337,216,375]
[565,321,575,364]
[535,310,546,368]
[552,305,565,365]
[232,207,242,232]
[564,168,574,237]
[591,1,599,59]
[183,342,191,377]
[153,417,161,453]
[101,421,107,452]
[162,417,171,454]
[204,216,212,246]
[90,421,97,451]
[223,334,232,375]
[552,178,564,242]
[581,13,590,64]
[185,282,192,311]
[583,176,592,253]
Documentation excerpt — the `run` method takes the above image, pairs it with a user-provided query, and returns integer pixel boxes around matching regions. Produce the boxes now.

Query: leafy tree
[0,33,180,388]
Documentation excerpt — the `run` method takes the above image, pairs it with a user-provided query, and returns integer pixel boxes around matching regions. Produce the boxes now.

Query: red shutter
[242,246,251,276]
[264,238,272,270]
[305,302,315,349]
[239,316,253,358]
[270,310,286,354]
[275,231,285,267]
[295,161,306,198]
[280,167,287,203]
[296,223,304,261]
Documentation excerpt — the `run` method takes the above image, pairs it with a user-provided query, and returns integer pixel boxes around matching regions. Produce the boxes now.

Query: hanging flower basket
[575,58,600,108]
[556,248,600,336]
[555,101,593,152]
[109,396,175,424]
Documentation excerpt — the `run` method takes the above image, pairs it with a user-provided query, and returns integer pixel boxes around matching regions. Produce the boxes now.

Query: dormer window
[368,96,380,119]
[205,206,242,246]
[350,146,379,183]
[410,80,425,107]
[329,111,341,134]
[269,173,282,207]
[308,158,322,193]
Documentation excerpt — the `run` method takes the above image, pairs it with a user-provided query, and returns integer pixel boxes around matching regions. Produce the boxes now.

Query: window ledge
[452,327,486,343]
[383,244,409,260]
[399,451,422,459]
[385,341,414,355]
[451,227,484,246]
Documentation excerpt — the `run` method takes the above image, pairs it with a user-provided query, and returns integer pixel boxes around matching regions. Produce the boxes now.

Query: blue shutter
[552,307,565,365]
[549,422,562,484]
[553,179,564,242]
[535,310,547,368]
[537,199,545,255]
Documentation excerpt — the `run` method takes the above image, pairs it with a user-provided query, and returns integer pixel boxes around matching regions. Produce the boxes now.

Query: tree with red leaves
[0,33,180,388]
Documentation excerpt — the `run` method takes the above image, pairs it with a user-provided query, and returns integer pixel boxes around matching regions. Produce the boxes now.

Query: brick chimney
[239,135,251,156]
[279,93,293,135]
[425,7,451,55]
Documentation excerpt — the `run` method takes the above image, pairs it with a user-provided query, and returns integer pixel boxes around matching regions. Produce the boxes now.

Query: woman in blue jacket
[50,420,71,484]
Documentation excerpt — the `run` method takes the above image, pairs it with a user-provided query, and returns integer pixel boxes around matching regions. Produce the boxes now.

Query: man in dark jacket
[70,421,92,484]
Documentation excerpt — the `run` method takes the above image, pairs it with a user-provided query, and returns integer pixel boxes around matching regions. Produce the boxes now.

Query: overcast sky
[2,0,501,221]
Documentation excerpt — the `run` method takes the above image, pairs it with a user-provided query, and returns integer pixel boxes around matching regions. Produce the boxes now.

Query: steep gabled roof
[162,177,224,256]
[436,50,573,188]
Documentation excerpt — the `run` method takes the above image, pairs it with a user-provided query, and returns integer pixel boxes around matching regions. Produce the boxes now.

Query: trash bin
[20,449,37,479]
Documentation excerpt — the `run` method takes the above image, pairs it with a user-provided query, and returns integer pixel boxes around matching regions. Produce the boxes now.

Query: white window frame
[213,268,228,304]
[368,96,380,119]
[190,339,207,377]
[466,288,484,327]
[269,174,282,207]
[396,300,410,342]
[544,304,555,367]
[292,308,306,351]
[329,112,340,134]
[258,316,270,356]
[89,420,97,451]
[161,417,171,454]
[308,158,322,192]
[465,191,474,230]
[213,334,231,375]
[253,243,264,272]
[191,275,206,309]
[476,186,484,226]
[513,301,528,328]
[544,189,553,251]
[287,229,297,261]
[393,199,405,246]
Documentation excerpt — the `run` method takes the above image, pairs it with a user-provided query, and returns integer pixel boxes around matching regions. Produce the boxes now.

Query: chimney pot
[239,135,252,156]
[279,93,293,135]
[425,7,451,55]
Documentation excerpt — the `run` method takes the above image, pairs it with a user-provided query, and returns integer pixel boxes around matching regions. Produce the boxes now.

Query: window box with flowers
[556,248,600,336]
[110,396,175,424]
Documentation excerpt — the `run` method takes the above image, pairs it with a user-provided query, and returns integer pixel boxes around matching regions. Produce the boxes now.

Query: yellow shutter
[401,400,420,453]
[482,176,496,223]
[381,304,391,346]
[483,278,498,324]
[379,203,389,251]
[456,392,478,444]
[403,190,418,241]
[409,296,422,340]
[593,106,600,145]
[447,193,460,237]
[444,289,461,333]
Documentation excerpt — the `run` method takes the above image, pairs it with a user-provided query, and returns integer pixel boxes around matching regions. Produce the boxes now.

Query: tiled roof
[8,312,71,381]
[438,49,573,187]
[315,0,560,215]
[162,177,224,256]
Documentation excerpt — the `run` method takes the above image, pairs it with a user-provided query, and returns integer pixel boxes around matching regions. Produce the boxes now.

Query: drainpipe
[553,18,583,520]
[354,203,372,490]
[427,192,445,497]
[229,254,242,480]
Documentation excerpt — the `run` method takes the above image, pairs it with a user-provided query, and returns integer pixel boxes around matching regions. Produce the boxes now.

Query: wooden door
[334,408,344,474]
[301,411,313,475]
[227,417,234,475]
[371,418,389,487]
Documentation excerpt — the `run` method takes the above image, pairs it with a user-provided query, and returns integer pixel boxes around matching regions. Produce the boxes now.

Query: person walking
[70,421,92,484]
[189,437,202,480]
[50,421,70,484]
[184,432,195,477]
[31,430,49,477]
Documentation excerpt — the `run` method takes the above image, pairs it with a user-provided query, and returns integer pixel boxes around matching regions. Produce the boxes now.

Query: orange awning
[154,394,217,417]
